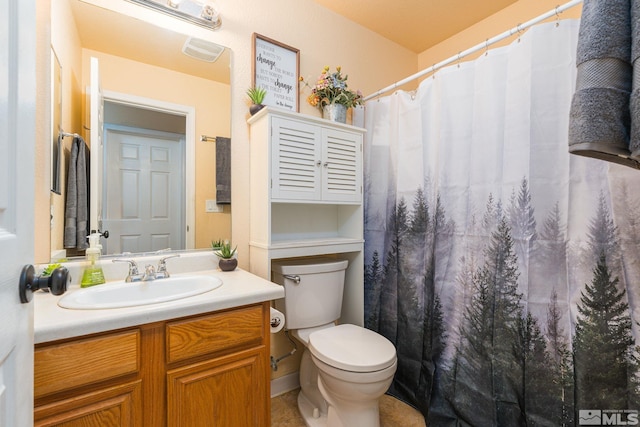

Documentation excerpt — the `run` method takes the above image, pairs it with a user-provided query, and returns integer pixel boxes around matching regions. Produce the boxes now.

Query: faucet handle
[157,254,180,278]
[112,259,139,281]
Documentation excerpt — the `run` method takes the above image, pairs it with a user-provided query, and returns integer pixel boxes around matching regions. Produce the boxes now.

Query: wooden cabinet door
[34,381,142,427]
[167,346,268,427]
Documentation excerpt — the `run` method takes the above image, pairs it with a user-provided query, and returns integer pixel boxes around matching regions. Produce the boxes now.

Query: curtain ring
[516,23,522,42]
[457,52,462,68]
[555,5,561,27]
[485,38,489,56]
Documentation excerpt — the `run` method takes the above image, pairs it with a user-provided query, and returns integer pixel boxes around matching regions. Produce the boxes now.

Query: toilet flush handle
[283,274,301,284]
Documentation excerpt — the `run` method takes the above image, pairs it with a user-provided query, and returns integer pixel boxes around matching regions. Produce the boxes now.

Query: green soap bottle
[81,233,106,287]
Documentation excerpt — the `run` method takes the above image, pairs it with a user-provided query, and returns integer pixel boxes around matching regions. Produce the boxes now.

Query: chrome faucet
[142,264,156,281]
[112,259,143,282]
[113,254,180,282]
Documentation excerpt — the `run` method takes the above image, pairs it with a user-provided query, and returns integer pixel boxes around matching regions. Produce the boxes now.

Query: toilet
[272,258,397,427]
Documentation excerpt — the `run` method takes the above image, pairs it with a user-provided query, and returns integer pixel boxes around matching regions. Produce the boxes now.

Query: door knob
[18,264,70,304]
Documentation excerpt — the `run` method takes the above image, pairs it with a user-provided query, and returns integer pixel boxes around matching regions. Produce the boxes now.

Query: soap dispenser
[81,232,106,287]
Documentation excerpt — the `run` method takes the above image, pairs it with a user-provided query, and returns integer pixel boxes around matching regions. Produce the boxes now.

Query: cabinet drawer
[34,330,140,399]
[166,305,265,364]
[34,380,143,427]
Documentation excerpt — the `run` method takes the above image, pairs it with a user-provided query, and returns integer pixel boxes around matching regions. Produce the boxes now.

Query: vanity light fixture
[127,0,222,30]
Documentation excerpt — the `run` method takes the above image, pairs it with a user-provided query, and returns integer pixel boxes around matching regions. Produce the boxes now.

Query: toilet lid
[308,324,396,373]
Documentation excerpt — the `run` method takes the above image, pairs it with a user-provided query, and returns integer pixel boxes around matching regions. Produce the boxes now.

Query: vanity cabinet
[248,108,365,326]
[33,302,270,427]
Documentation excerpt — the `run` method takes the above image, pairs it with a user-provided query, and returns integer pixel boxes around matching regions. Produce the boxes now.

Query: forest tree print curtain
[363,20,640,426]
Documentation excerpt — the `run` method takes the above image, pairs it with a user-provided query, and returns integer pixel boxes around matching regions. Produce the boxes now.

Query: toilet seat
[309,324,396,373]
[291,322,335,345]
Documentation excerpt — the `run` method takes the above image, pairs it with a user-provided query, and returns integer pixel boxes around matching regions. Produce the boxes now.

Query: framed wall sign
[252,33,299,112]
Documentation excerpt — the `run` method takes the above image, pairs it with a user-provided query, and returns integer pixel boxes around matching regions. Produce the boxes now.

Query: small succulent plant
[213,241,237,259]
[246,86,267,105]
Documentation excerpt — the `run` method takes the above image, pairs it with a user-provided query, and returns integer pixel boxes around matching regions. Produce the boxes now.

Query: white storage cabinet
[248,108,365,326]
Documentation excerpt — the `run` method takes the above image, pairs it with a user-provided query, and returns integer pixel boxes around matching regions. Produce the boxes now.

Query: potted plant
[210,239,224,251]
[213,241,237,271]
[246,86,267,116]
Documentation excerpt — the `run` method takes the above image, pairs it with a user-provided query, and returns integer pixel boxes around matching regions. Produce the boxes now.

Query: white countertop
[34,267,284,344]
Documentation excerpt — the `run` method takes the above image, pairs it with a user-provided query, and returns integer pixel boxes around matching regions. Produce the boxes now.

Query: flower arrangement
[300,66,363,110]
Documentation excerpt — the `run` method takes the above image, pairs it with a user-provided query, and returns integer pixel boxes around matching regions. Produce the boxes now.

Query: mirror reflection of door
[102,104,186,255]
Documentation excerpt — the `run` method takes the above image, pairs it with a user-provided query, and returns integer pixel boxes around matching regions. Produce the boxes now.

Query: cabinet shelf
[250,237,364,259]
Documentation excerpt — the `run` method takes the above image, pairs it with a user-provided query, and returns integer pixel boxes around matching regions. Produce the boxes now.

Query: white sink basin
[58,275,223,310]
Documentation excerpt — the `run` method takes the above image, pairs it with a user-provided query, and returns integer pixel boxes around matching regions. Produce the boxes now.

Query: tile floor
[271,389,426,427]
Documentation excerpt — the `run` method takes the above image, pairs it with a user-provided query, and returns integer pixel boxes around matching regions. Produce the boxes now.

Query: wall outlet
[205,199,223,213]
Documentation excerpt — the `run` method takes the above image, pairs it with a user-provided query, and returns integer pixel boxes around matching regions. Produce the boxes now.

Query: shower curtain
[364,20,640,426]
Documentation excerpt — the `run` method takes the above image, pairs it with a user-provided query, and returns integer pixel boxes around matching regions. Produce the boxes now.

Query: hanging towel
[568,0,639,168]
[216,136,231,204]
[629,0,640,157]
[64,137,89,249]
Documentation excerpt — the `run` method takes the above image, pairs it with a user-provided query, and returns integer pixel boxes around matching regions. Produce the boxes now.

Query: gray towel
[576,0,631,65]
[216,136,231,204]
[64,137,89,249]
[631,0,640,63]
[569,0,639,167]
[629,89,640,157]
[629,0,640,157]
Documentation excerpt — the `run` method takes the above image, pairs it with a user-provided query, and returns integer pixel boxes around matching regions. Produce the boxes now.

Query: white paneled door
[102,125,185,254]
[0,0,36,425]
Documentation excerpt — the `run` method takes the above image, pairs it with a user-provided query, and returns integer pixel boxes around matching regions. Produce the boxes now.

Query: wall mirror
[49,0,231,261]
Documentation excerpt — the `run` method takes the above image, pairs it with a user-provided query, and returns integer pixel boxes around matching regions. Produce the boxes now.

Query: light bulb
[200,0,220,23]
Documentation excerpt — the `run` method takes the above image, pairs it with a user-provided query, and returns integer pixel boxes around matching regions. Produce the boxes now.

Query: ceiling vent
[182,37,225,62]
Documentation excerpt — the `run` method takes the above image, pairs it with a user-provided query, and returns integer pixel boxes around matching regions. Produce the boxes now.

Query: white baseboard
[270,372,300,398]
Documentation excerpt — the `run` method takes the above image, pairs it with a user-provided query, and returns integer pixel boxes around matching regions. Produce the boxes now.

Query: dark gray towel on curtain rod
[568,0,640,169]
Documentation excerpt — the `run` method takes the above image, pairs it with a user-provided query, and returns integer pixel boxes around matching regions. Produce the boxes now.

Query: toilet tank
[272,258,349,330]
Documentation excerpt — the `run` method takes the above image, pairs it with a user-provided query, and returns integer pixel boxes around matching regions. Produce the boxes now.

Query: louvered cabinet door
[321,127,362,203]
[271,117,322,201]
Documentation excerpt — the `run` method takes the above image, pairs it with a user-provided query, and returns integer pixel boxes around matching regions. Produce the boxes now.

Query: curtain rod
[364,0,583,101]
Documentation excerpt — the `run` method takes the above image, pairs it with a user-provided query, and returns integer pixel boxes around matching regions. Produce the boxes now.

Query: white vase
[322,104,347,123]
